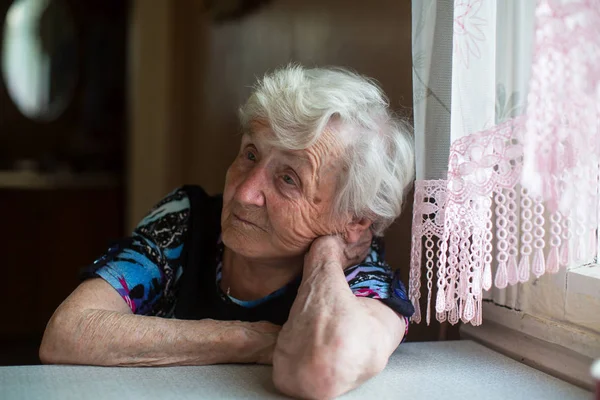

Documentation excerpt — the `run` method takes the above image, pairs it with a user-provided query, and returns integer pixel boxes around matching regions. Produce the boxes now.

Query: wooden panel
[0,191,41,336]
[0,187,123,365]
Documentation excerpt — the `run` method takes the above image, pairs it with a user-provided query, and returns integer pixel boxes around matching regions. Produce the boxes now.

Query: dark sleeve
[81,188,190,317]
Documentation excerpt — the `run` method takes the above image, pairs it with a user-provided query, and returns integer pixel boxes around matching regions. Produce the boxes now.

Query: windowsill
[565,264,600,334]
[568,263,600,295]
[461,303,598,391]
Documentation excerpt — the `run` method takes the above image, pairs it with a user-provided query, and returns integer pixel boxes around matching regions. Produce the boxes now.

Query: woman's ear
[345,217,372,244]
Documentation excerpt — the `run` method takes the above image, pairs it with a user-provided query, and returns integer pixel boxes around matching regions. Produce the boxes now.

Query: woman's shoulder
[136,187,191,231]
[179,185,223,212]
[135,185,222,238]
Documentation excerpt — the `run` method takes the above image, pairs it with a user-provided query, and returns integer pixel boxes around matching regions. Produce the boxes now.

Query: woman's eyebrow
[280,151,314,175]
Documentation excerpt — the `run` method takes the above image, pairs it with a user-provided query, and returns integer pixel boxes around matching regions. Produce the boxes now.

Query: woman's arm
[272,236,405,400]
[40,278,279,366]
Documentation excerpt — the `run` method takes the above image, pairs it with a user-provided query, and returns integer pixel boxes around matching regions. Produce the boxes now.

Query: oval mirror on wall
[1,0,77,121]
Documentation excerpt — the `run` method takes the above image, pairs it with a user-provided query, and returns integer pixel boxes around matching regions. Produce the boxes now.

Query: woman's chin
[222,227,266,258]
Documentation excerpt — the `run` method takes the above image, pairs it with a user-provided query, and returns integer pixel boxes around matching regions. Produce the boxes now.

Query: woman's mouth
[233,213,266,231]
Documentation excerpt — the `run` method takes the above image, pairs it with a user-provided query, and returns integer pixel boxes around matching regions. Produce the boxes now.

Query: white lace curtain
[409,0,600,326]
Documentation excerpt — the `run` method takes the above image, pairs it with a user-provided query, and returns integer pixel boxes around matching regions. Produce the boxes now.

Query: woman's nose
[235,164,266,208]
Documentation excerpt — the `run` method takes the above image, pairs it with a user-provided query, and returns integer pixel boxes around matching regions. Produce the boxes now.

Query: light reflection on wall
[2,0,51,117]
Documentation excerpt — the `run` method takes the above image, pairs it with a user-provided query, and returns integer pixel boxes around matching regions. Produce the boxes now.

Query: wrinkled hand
[305,229,373,271]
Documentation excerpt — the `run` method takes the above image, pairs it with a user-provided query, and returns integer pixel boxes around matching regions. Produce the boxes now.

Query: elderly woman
[40,65,415,399]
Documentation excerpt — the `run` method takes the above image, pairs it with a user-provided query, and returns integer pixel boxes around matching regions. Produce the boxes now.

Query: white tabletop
[0,340,591,399]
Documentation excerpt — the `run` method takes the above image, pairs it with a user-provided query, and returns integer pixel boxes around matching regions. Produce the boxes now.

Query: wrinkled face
[221,122,347,260]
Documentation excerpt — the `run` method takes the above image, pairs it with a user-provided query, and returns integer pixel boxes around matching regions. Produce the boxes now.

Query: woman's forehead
[246,121,344,153]
[246,131,343,164]
[247,119,271,136]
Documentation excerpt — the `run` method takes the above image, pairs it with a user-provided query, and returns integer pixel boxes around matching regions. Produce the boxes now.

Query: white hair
[239,65,415,236]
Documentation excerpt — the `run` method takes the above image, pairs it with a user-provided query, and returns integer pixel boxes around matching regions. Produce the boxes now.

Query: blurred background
[0,0,454,365]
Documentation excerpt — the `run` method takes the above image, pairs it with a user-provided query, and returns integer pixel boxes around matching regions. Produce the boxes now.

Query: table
[0,340,591,399]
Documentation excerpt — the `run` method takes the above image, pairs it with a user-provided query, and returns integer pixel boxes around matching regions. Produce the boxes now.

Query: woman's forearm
[273,260,389,399]
[40,308,278,367]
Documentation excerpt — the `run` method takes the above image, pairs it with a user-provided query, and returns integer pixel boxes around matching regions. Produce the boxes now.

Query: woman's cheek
[222,174,236,204]
[224,163,246,196]
[291,208,322,244]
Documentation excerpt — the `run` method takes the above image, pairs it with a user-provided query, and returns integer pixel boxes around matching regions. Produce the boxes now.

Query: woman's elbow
[39,337,58,364]
[273,351,385,400]
[273,356,340,400]
[39,306,79,365]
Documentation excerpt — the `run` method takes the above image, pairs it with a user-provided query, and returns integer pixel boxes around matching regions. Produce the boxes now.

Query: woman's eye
[246,151,257,161]
[282,174,296,186]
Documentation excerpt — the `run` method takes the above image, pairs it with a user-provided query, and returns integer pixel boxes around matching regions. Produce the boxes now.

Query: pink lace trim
[410,119,598,326]
[409,180,447,325]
